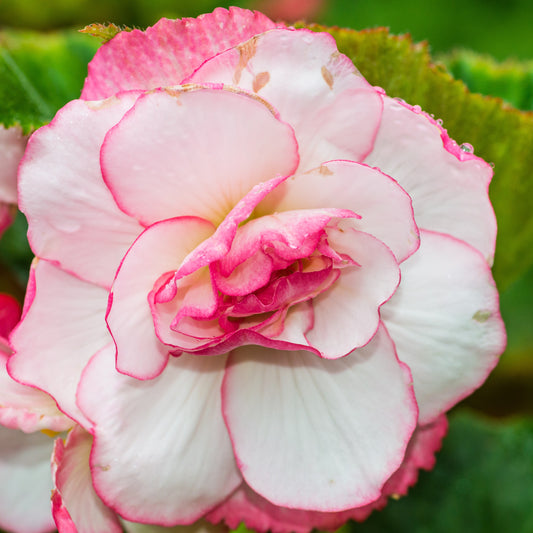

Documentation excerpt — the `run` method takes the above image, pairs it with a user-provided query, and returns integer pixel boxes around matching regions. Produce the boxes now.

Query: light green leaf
[308,25,533,290]
[0,29,99,133]
[79,23,133,44]
[344,411,533,533]
[442,50,533,111]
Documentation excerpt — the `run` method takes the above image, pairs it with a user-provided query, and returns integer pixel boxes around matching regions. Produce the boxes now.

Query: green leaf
[345,411,533,533]
[442,50,533,111]
[0,29,99,133]
[307,25,533,290]
[79,23,133,44]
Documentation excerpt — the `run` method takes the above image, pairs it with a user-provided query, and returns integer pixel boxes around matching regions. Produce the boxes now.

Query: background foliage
[0,1,532,531]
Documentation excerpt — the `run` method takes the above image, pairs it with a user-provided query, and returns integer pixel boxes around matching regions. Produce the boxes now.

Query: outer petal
[290,229,400,358]
[107,216,215,379]
[206,416,447,533]
[222,326,417,511]
[259,160,419,262]
[52,426,122,533]
[0,426,55,533]
[82,7,280,99]
[101,87,299,227]
[0,125,26,204]
[77,346,241,526]
[189,29,383,170]
[381,230,506,424]
[364,96,496,264]
[18,94,144,288]
[9,261,110,427]
[0,351,72,433]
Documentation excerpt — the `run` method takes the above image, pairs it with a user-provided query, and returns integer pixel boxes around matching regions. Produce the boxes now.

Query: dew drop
[436,118,443,126]
[489,162,495,168]
[460,142,474,153]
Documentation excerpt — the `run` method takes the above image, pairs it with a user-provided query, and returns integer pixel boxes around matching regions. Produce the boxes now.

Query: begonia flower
[9,7,506,531]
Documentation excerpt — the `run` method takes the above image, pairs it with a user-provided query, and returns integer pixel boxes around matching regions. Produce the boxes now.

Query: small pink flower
[9,7,506,531]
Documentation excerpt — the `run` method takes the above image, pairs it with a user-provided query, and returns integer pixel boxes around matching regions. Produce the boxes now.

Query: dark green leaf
[345,411,533,533]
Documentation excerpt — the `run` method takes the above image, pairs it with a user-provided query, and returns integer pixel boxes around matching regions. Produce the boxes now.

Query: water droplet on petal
[460,142,474,153]
[436,118,443,126]
[489,162,495,168]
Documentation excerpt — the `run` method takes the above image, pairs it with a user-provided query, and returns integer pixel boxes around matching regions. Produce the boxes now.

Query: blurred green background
[0,1,532,531]
[1,0,533,60]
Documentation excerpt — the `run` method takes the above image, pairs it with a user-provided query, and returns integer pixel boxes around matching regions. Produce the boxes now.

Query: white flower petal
[381,230,506,424]
[223,326,417,511]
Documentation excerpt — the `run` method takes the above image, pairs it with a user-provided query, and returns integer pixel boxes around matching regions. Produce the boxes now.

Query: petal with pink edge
[190,29,383,171]
[19,94,144,288]
[381,230,506,424]
[364,96,496,264]
[0,351,72,433]
[258,160,419,262]
[108,216,215,379]
[101,87,299,226]
[222,326,417,511]
[52,426,122,533]
[82,7,280,99]
[9,261,110,427]
[207,416,447,533]
[0,426,55,533]
[296,229,399,358]
[77,346,241,526]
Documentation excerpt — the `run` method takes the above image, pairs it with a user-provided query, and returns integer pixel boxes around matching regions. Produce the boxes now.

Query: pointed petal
[222,326,417,511]
[108,216,215,379]
[302,229,400,358]
[0,426,55,533]
[82,7,279,99]
[77,346,241,525]
[364,97,496,264]
[19,94,144,288]
[381,230,506,424]
[101,87,299,227]
[9,261,110,427]
[259,160,419,262]
[190,29,383,170]
[52,426,122,533]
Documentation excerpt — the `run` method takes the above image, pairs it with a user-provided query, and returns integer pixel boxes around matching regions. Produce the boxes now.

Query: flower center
[149,215,357,355]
